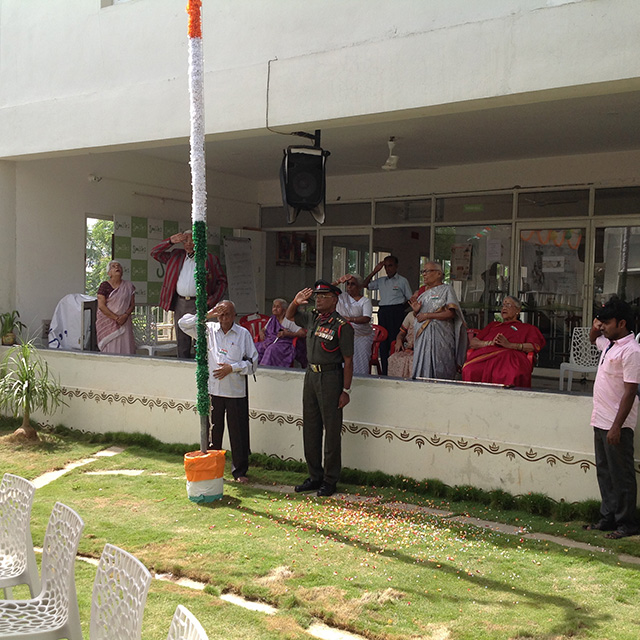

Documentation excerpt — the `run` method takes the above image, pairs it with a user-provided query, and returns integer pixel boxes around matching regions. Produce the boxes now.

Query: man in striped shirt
[151,231,227,358]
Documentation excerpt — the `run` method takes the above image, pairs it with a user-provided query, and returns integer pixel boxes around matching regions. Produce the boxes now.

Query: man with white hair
[179,300,258,483]
[151,230,227,358]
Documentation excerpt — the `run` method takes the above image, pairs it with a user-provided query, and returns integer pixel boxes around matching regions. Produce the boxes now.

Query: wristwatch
[342,388,351,395]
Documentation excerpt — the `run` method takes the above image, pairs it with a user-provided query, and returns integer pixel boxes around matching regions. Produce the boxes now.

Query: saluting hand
[293,288,313,306]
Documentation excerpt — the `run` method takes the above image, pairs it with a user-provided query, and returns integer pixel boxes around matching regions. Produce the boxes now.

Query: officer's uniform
[295,306,354,486]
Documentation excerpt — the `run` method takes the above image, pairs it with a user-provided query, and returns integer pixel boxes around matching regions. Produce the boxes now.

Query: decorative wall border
[61,387,198,414]
[60,394,640,476]
[250,409,597,473]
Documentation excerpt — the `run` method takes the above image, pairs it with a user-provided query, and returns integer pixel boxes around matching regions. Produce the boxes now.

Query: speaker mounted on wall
[280,145,330,224]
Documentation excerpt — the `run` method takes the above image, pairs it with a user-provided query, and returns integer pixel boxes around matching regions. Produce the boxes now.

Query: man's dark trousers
[593,426,639,534]
[210,395,250,479]
[302,369,343,486]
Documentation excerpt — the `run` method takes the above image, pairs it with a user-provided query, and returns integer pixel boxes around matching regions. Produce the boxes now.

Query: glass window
[261,206,316,229]
[435,194,513,223]
[375,199,431,225]
[261,202,371,228]
[372,227,429,297]
[434,225,511,329]
[264,231,317,309]
[519,227,585,368]
[594,187,640,216]
[594,227,640,334]
[323,202,371,226]
[517,190,589,219]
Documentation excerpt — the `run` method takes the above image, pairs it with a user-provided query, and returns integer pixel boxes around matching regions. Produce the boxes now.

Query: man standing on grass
[179,300,257,484]
[287,280,354,497]
[585,298,640,539]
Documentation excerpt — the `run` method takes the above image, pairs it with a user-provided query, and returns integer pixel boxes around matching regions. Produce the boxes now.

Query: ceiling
[134,89,640,182]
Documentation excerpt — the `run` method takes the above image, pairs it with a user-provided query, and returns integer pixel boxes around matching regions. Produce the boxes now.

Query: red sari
[461,321,545,387]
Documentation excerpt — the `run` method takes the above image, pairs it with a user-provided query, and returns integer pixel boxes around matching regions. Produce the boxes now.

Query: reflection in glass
[519,228,585,368]
[594,226,640,334]
[517,190,588,219]
[435,194,513,223]
[434,225,511,329]
[594,187,640,216]
[375,199,431,225]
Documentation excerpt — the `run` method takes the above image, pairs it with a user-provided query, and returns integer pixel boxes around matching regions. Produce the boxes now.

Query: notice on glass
[451,243,472,280]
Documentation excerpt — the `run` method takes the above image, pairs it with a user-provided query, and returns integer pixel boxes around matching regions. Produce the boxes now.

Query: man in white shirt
[586,298,640,539]
[363,255,413,375]
[179,300,258,483]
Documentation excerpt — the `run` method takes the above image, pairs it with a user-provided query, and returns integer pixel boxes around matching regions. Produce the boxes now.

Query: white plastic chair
[167,605,209,640]
[90,544,152,640]
[0,502,85,640]
[0,473,40,599]
[559,326,601,391]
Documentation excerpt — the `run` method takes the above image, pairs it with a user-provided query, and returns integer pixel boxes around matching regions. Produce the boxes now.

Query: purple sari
[257,315,307,368]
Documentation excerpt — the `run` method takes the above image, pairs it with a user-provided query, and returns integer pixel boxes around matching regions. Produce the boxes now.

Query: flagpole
[187,0,210,453]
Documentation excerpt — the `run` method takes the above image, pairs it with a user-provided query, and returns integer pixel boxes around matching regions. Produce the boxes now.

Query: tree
[86,219,114,294]
[0,341,67,440]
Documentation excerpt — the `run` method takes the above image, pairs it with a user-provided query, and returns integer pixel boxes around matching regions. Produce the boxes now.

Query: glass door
[516,224,587,368]
[592,223,640,334]
[319,230,371,284]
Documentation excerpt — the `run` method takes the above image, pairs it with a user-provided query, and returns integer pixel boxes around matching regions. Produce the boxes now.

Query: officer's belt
[308,363,342,373]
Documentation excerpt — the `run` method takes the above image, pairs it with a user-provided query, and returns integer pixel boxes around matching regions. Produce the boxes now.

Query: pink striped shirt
[591,333,640,431]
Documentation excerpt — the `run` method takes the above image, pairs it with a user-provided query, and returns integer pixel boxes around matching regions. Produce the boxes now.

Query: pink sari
[96,280,136,354]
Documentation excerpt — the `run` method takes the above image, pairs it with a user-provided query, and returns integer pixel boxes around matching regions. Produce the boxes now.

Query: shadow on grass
[227,486,608,637]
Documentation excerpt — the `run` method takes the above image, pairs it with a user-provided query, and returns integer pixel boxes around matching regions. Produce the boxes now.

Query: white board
[223,237,258,315]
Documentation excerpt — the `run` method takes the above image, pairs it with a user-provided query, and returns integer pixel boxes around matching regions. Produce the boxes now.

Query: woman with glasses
[410,263,467,380]
[462,296,545,387]
[334,274,373,375]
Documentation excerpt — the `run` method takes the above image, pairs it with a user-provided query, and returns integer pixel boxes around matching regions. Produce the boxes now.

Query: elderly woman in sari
[410,263,467,380]
[96,260,136,354]
[257,299,307,367]
[462,296,545,387]
[387,310,416,379]
[334,273,373,375]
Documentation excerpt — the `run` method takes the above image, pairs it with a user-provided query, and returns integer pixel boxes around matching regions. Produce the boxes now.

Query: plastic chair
[238,313,270,343]
[167,605,209,640]
[0,474,40,599]
[0,502,85,640]
[559,326,601,391]
[90,544,152,640]
[369,324,388,374]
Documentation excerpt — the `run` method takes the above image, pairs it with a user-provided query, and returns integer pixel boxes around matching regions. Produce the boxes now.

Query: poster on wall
[450,243,472,280]
[276,232,316,267]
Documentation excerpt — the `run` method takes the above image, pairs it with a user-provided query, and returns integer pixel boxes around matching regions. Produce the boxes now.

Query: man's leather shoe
[316,482,337,497]
[295,478,321,493]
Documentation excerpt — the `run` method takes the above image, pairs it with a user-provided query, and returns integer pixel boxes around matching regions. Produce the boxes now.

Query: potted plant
[1,310,27,346]
[0,340,67,440]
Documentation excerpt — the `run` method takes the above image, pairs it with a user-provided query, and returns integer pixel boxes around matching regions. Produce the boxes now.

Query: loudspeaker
[280,146,330,224]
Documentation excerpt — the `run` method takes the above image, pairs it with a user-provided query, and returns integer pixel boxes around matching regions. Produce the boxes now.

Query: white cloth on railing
[48,294,96,350]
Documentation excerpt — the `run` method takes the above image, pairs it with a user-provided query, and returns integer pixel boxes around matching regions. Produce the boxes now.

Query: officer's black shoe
[316,482,337,497]
[295,478,322,493]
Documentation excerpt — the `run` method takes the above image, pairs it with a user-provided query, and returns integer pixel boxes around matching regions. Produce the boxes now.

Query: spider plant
[1,310,27,345]
[0,341,67,440]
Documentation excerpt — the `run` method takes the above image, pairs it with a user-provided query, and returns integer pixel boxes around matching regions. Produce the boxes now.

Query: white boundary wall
[10,346,631,503]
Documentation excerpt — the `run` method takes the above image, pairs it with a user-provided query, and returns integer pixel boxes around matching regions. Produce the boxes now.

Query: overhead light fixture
[381,137,399,171]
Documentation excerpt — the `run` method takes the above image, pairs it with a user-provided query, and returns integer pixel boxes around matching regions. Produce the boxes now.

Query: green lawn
[4,424,640,639]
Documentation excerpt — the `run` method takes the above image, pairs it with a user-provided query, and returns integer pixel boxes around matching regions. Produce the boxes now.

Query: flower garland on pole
[187,0,210,454]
